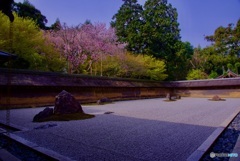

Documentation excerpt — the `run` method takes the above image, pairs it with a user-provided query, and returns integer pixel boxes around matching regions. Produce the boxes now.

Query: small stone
[212,95,222,101]
[97,100,104,105]
[33,107,54,122]
[176,95,181,99]
[166,93,171,100]
[97,97,112,105]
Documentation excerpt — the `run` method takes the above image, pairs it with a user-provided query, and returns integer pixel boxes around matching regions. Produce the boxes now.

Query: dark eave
[0,50,17,62]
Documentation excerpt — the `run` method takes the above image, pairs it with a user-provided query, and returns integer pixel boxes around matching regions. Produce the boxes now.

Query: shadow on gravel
[0,134,57,161]
[13,114,217,161]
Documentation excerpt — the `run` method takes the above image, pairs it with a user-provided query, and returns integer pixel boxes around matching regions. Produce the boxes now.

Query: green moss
[163,99,176,102]
[208,99,226,101]
[34,113,95,122]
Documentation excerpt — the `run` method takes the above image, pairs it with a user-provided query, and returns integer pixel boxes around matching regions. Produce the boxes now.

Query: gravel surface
[0,98,240,161]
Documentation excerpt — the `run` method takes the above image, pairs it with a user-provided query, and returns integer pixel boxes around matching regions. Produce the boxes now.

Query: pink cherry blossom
[45,22,125,74]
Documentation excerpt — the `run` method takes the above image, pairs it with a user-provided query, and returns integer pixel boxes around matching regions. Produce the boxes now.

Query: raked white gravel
[0,98,240,161]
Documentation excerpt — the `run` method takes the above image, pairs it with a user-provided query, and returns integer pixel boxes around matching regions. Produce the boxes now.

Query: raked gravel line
[0,98,240,161]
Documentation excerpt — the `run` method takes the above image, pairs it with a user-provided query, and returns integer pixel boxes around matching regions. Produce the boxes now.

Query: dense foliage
[112,0,184,80]
[0,12,64,71]
[187,19,240,79]
[0,5,167,80]
[186,69,208,80]
[205,20,240,58]
[45,23,124,74]
[0,0,14,22]
[111,0,143,53]
[13,0,48,30]
[95,52,167,80]
[45,22,167,80]
[0,0,239,81]
[112,0,180,55]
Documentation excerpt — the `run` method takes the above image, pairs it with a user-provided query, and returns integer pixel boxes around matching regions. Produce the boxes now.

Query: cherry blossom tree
[45,22,124,74]
[79,23,124,75]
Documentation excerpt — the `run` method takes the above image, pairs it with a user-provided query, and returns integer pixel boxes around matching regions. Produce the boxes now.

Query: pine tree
[111,0,143,53]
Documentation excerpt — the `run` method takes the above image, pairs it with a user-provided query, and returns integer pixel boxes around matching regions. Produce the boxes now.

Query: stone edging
[0,120,29,132]
[2,133,75,161]
[187,108,240,160]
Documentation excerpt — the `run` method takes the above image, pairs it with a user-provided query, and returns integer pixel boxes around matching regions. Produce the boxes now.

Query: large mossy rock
[54,90,83,114]
[33,91,94,122]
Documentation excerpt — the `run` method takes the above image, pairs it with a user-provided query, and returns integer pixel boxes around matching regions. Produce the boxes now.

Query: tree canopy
[205,19,240,58]
[142,0,180,58]
[0,12,64,71]
[111,0,143,53]
[112,0,180,57]
[188,19,240,79]
[2,0,238,81]
[0,0,14,22]
[46,23,123,74]
[112,0,183,80]
[13,0,48,30]
[95,52,167,80]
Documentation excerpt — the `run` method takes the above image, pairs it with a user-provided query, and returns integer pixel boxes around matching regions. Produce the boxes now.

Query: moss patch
[208,99,226,101]
[33,113,95,122]
[163,99,176,102]
[104,111,114,114]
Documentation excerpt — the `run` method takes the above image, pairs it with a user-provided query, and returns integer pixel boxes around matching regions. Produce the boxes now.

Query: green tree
[95,52,167,80]
[235,62,240,74]
[189,46,235,77]
[171,41,193,80]
[0,12,65,71]
[111,0,143,53]
[186,69,208,80]
[227,63,234,71]
[0,0,14,22]
[205,19,240,57]
[200,46,224,74]
[143,54,168,80]
[49,18,61,31]
[171,19,240,80]
[208,71,218,79]
[13,0,48,30]
[142,0,181,80]
[142,0,180,59]
[112,0,181,80]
